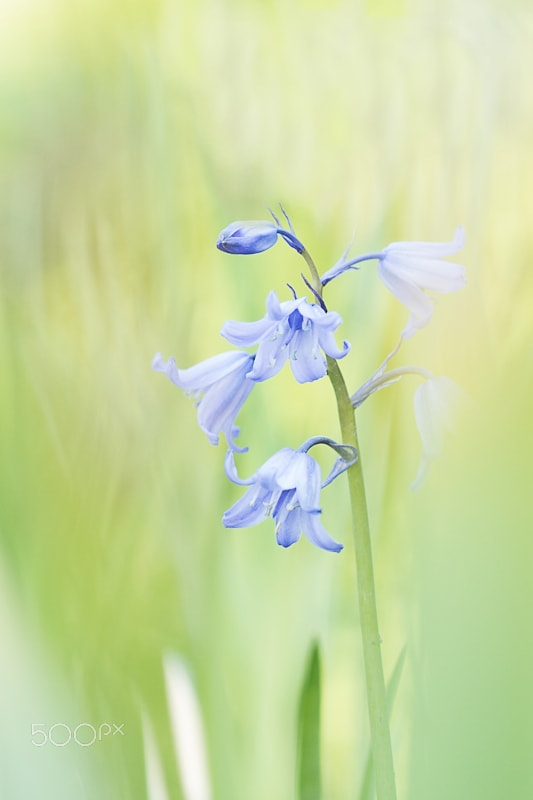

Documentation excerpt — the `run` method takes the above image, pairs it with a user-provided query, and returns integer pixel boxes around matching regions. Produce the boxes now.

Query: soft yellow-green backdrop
[1,0,532,798]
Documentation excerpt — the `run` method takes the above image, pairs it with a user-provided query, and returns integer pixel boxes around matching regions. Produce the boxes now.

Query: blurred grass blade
[164,655,212,800]
[142,712,170,800]
[297,641,322,800]
[358,646,406,800]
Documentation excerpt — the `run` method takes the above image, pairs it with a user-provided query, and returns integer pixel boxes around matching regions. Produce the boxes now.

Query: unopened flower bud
[216,220,279,254]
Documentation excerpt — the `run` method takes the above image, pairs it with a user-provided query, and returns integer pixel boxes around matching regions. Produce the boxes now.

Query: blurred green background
[1,0,532,798]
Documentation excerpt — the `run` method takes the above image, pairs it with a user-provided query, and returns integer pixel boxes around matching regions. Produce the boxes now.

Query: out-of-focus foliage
[1,0,532,798]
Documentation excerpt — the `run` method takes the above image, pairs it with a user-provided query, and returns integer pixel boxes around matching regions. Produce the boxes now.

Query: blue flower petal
[221,317,276,347]
[255,448,296,490]
[315,324,351,360]
[223,485,271,527]
[153,351,253,393]
[275,452,322,513]
[377,263,434,338]
[383,253,466,293]
[276,507,303,548]
[197,370,254,451]
[221,290,302,348]
[247,334,289,382]
[384,226,465,258]
[288,328,327,383]
[152,353,181,383]
[303,513,343,553]
[224,449,255,486]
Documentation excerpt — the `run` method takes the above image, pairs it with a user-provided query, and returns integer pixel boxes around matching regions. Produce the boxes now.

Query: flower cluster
[154,210,466,550]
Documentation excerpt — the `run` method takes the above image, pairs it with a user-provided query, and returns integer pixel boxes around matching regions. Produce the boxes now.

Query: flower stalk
[327,356,397,800]
[306,252,397,800]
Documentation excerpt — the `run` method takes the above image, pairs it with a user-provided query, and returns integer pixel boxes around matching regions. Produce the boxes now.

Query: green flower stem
[326,356,397,800]
[301,249,323,288]
[301,249,397,800]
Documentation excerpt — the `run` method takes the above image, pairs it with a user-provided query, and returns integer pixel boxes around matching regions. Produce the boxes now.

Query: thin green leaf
[297,641,322,800]
[358,646,407,800]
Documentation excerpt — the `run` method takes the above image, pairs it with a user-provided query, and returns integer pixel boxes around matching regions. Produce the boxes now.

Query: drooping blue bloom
[220,290,350,383]
[216,212,305,255]
[377,227,466,338]
[222,437,357,552]
[321,227,466,339]
[152,351,255,452]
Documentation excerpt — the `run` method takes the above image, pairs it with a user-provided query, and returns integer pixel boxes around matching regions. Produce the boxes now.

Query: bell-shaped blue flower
[222,437,357,552]
[377,227,466,339]
[152,351,255,452]
[220,290,350,383]
[321,227,466,339]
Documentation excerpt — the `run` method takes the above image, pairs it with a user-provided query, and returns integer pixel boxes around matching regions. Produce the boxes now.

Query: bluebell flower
[378,227,466,338]
[220,290,350,383]
[152,351,255,452]
[321,227,466,338]
[222,436,357,552]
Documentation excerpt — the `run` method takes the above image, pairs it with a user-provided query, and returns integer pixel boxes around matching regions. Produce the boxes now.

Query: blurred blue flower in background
[152,351,255,452]
[410,374,469,491]
[223,437,357,552]
[221,290,350,383]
